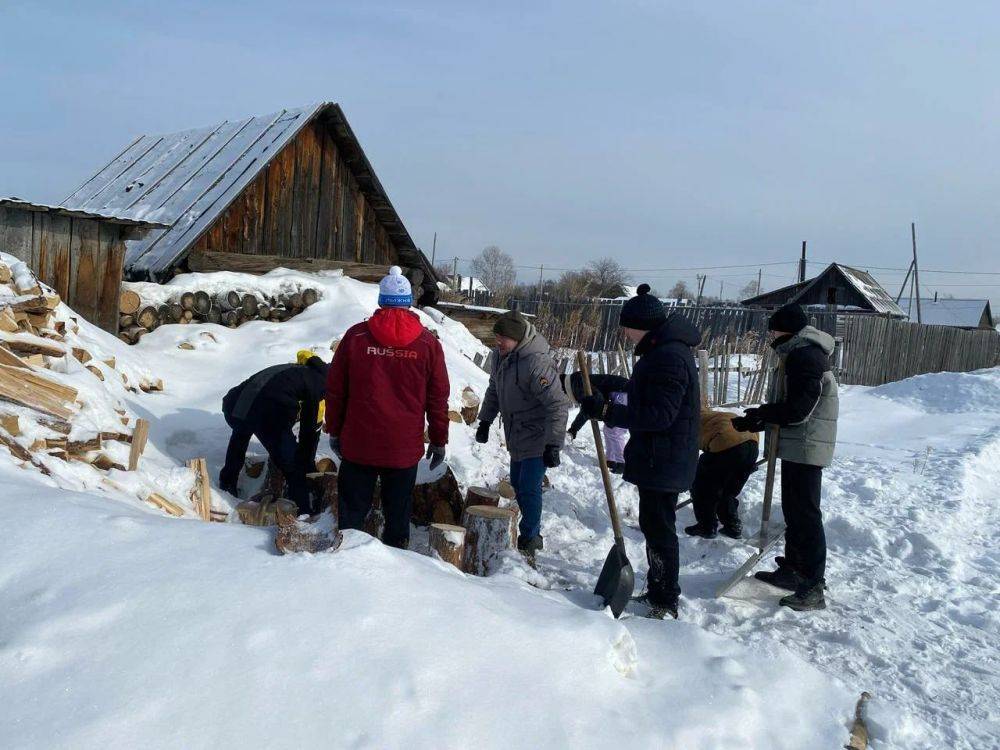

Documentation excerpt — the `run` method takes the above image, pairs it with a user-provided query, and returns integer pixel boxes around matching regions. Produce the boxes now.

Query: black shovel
[577,350,635,618]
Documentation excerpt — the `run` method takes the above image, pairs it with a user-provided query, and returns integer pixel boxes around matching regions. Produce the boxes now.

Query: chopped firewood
[460,386,481,425]
[99,431,132,444]
[0,427,51,475]
[209,509,229,523]
[0,263,11,284]
[38,417,71,434]
[119,289,142,315]
[23,354,46,367]
[86,365,105,381]
[429,523,466,569]
[187,457,212,521]
[0,331,65,358]
[102,357,115,369]
[120,415,129,425]
[68,436,102,453]
[26,312,52,330]
[47,448,68,461]
[315,456,336,473]
[44,437,68,451]
[0,364,77,419]
[447,410,463,423]
[91,453,126,471]
[43,294,60,310]
[71,347,92,364]
[53,321,65,335]
[177,342,195,350]
[7,295,49,314]
[30,438,47,451]
[0,413,20,436]
[0,344,30,370]
[146,492,184,517]
[139,378,164,392]
[0,308,18,333]
[128,418,150,471]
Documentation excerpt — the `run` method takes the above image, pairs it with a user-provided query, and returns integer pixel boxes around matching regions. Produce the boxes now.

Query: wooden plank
[95,223,123,333]
[127,417,150,471]
[68,218,101,324]
[263,143,295,255]
[241,172,265,256]
[0,207,34,264]
[353,189,365,262]
[146,492,184,517]
[315,128,338,258]
[0,344,31,370]
[187,457,212,520]
[0,364,76,419]
[292,123,322,258]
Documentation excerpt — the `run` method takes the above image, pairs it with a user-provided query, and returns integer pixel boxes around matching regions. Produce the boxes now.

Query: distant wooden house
[0,198,164,332]
[59,103,439,304]
[742,262,906,318]
[899,296,994,330]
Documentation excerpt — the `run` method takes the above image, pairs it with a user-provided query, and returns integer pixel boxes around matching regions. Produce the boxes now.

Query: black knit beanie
[618,284,666,331]
[768,303,808,334]
[493,310,529,342]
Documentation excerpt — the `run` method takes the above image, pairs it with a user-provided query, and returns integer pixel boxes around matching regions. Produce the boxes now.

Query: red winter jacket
[325,307,450,468]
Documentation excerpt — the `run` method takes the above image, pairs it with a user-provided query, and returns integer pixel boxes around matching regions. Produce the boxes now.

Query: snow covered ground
[1,268,997,749]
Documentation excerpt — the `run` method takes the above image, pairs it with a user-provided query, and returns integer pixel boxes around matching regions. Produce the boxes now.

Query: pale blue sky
[2,1,998,303]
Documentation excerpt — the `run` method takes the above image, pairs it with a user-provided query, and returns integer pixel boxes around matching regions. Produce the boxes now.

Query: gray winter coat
[479,324,570,461]
[764,326,839,467]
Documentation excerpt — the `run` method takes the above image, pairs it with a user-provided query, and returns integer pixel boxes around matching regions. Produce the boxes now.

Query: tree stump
[307,471,338,522]
[428,523,466,569]
[460,386,481,425]
[411,466,464,525]
[462,485,500,520]
[315,456,336,473]
[461,505,517,576]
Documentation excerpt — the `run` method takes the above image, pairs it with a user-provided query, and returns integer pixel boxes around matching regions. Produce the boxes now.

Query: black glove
[567,426,579,440]
[543,444,561,468]
[328,435,342,459]
[579,389,606,419]
[425,444,446,471]
[731,412,764,433]
[475,421,491,444]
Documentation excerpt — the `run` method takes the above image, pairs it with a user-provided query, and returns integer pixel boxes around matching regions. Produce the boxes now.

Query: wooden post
[127,418,150,471]
[697,349,710,406]
[911,222,922,324]
[428,523,466,569]
[461,505,517,575]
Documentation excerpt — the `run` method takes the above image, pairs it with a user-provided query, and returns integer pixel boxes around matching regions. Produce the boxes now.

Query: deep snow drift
[1,268,995,749]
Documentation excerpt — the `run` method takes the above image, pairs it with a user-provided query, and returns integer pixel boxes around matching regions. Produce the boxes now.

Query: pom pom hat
[378,266,413,307]
[618,283,666,331]
[767,303,808,334]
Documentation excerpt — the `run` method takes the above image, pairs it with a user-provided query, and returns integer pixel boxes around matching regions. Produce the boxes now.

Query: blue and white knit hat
[378,265,413,307]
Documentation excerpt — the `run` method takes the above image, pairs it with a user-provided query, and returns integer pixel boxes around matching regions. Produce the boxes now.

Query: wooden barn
[0,198,164,332]
[742,262,906,318]
[59,102,438,304]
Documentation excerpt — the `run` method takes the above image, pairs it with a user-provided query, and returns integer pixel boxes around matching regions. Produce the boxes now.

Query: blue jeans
[510,456,546,540]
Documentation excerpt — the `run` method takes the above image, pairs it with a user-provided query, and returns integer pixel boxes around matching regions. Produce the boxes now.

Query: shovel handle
[577,350,627,547]
[757,362,783,551]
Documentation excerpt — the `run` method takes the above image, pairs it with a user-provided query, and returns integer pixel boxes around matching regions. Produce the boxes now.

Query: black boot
[718,519,743,539]
[608,461,625,475]
[517,534,543,565]
[780,581,827,611]
[754,565,803,591]
[684,523,717,539]
[632,592,678,620]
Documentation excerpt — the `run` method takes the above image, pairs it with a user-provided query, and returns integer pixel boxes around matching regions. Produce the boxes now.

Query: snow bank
[869,367,1000,413]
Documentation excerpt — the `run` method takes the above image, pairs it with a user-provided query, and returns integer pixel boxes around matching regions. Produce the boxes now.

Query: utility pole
[799,240,807,283]
[452,256,458,291]
[538,264,544,300]
[894,260,915,305]
[695,274,707,307]
[719,280,724,300]
[757,267,762,296]
[430,232,437,266]
[911,222,922,323]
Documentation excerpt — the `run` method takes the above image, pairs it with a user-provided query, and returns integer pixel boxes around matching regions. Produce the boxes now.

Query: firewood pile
[118,284,321,344]
[0,256,225,520]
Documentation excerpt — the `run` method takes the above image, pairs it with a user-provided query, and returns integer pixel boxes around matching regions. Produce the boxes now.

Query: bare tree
[668,280,691,300]
[739,279,761,299]
[586,257,631,297]
[470,245,516,293]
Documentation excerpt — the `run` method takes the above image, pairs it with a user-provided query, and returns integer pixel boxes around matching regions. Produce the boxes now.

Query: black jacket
[754,335,828,426]
[567,373,630,435]
[222,358,329,459]
[607,316,701,492]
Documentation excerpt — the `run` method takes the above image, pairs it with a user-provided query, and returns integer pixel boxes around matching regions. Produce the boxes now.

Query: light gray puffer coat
[767,326,839,467]
[479,324,570,461]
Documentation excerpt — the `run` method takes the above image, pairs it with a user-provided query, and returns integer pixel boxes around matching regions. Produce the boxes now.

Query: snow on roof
[899,297,993,328]
[450,275,490,293]
[0,197,168,228]
[836,265,906,317]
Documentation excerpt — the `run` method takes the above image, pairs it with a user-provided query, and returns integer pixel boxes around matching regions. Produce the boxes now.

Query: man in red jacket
[325,266,450,548]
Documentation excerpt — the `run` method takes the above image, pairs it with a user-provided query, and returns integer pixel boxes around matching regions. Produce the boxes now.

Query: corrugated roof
[0,197,168,227]
[834,264,906,317]
[741,263,905,317]
[59,103,429,281]
[899,297,993,328]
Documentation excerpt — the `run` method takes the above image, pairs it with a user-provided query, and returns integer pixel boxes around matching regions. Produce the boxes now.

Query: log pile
[117,284,322,344]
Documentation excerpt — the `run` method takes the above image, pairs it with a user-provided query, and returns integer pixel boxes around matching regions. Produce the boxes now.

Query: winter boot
[517,534,544,566]
[632,592,678,620]
[608,461,625,475]
[718,519,743,539]
[754,565,803,591]
[684,522,717,539]
[780,581,827,611]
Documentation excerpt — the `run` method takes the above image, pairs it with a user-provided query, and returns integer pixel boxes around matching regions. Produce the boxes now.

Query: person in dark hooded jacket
[219,354,330,514]
[580,285,701,619]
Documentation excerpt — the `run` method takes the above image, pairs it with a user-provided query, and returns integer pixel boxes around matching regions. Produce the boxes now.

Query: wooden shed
[742,262,906,318]
[0,198,163,332]
[59,103,439,303]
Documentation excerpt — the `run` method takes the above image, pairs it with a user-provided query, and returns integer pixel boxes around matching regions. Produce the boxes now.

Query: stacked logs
[118,286,321,344]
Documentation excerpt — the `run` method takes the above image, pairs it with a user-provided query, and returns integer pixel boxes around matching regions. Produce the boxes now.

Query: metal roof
[899,297,993,328]
[742,263,905,317]
[831,264,906,317]
[0,197,168,228]
[59,103,426,280]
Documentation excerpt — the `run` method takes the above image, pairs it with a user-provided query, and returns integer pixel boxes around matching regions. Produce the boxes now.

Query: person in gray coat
[732,303,839,611]
[476,311,570,557]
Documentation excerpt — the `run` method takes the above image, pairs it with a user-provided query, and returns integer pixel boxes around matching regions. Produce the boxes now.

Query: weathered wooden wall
[192,120,395,265]
[0,206,126,332]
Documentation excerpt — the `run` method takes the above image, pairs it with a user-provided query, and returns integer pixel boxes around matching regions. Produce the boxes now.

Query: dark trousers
[780,460,826,585]
[638,488,681,606]
[220,415,312,513]
[338,459,419,549]
[691,441,759,530]
[510,456,546,540]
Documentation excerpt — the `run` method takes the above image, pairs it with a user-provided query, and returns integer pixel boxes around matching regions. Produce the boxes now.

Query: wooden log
[245,459,266,478]
[0,364,77,419]
[146,492,184,517]
[464,486,500,515]
[0,344,30,370]
[301,288,319,307]
[447,410,463,423]
[120,326,149,344]
[497,478,516,499]
[179,291,196,311]
[128,418,150,471]
[306,471,339,520]
[193,290,212,316]
[286,292,303,311]
[136,306,159,330]
[0,263,10,284]
[187,457,212,521]
[315,456,336,473]
[167,304,184,323]
[140,378,164,392]
[461,505,517,576]
[411,466,464,525]
[86,364,104,381]
[0,413,20,436]
[269,306,289,322]
[67,435,102,453]
[119,289,142,315]
[256,303,270,321]
[206,308,222,325]
[119,314,135,329]
[846,692,872,750]
[0,332,65,358]
[364,483,385,539]
[240,294,259,318]
[181,309,194,323]
[460,386,481,425]
[0,427,51,475]
[0,308,18,333]
[428,523,466,569]
[222,310,239,327]
[217,290,242,311]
